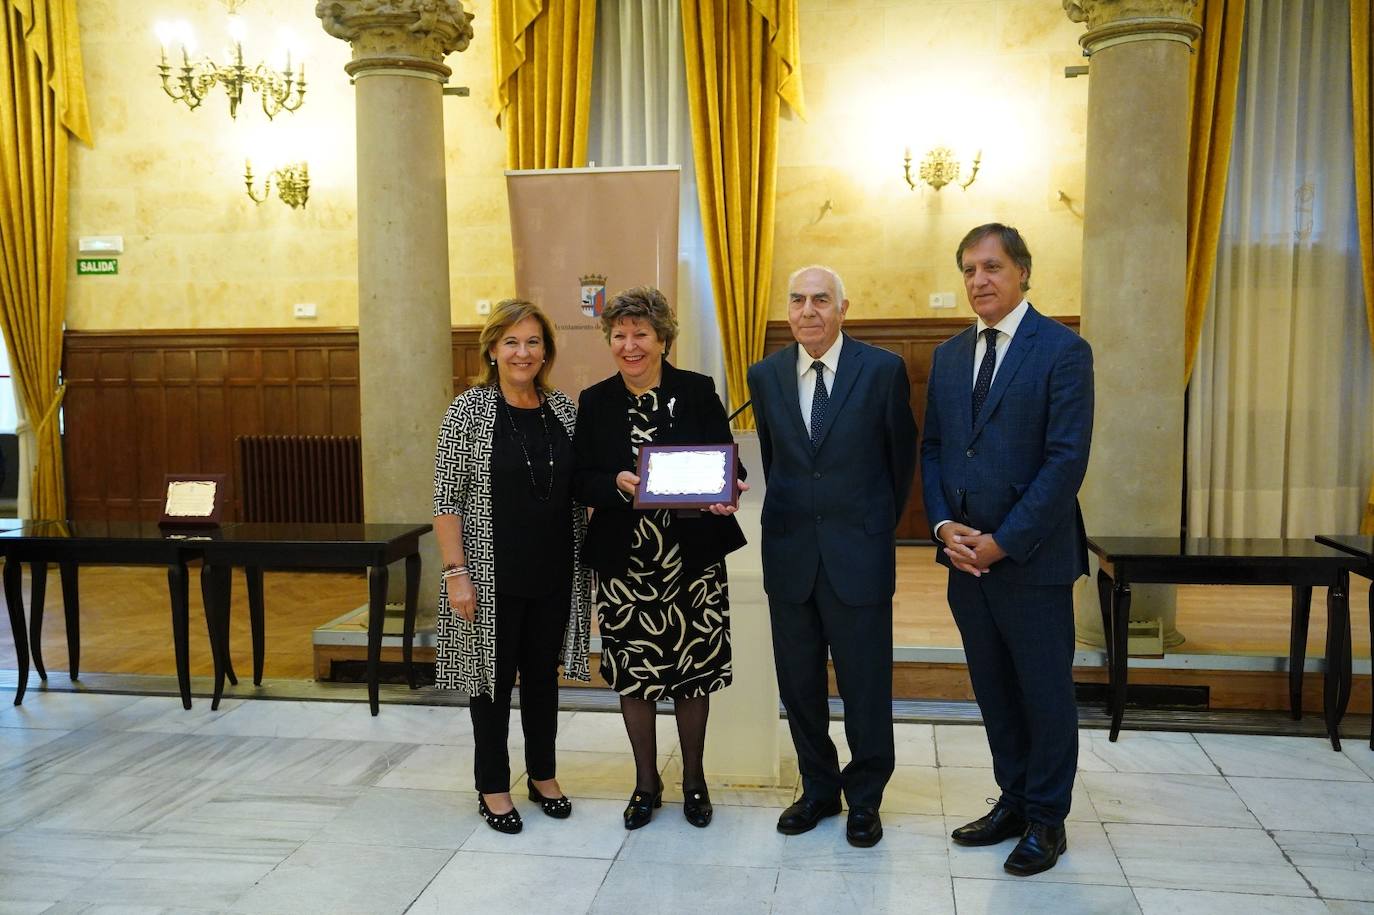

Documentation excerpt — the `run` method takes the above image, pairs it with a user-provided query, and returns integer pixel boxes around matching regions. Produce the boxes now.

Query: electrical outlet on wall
[293,303,317,319]
[929,292,957,309]
[476,299,491,315]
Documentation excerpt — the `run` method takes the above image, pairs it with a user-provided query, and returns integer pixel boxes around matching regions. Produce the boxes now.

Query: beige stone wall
[66,0,508,330]
[66,0,1086,330]
[778,0,1089,320]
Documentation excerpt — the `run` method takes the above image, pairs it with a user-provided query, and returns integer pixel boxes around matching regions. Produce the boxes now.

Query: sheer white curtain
[587,0,726,394]
[1187,0,1374,537]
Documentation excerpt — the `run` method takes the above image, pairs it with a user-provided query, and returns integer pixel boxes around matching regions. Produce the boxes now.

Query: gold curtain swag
[680,0,804,429]
[0,0,91,520]
[1183,0,1245,385]
[493,0,596,169]
[1353,0,1374,533]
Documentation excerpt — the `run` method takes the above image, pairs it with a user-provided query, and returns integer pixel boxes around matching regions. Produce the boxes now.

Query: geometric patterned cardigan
[431,383,592,698]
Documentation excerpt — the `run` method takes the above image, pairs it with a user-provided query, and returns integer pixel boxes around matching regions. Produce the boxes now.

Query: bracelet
[441,566,470,580]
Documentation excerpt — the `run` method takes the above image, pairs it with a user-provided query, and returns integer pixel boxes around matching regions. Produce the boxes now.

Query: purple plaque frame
[633,443,739,510]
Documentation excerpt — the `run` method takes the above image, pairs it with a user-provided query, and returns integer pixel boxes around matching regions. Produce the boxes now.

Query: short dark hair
[955,223,1032,292]
[600,285,678,355]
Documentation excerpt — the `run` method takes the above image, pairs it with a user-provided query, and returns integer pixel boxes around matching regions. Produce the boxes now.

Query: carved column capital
[316,0,475,80]
[1063,0,1201,54]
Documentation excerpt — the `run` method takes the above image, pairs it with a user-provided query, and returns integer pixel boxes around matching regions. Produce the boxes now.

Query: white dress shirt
[971,298,1030,388]
[797,333,843,436]
[934,298,1030,541]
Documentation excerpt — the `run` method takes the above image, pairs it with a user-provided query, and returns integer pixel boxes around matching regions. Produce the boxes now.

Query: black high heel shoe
[623,777,663,830]
[478,794,523,834]
[528,777,572,819]
[683,785,713,828]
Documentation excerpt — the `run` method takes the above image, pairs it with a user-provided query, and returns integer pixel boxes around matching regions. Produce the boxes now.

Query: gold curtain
[680,0,804,428]
[1354,0,1374,532]
[493,0,596,169]
[0,0,90,519]
[1183,0,1246,384]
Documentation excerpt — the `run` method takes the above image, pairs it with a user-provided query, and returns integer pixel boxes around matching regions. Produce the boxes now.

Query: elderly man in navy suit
[922,224,1094,876]
[747,265,918,848]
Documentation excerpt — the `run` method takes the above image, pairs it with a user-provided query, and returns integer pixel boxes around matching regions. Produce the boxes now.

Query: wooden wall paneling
[452,328,483,394]
[64,322,1074,523]
[64,330,363,521]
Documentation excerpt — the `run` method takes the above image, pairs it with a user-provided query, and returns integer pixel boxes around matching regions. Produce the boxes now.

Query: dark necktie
[809,360,829,447]
[972,328,999,421]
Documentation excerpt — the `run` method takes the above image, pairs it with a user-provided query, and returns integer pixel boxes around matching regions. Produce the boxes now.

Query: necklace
[499,393,555,502]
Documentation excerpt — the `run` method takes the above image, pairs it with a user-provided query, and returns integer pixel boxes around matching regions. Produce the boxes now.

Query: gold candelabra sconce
[156,2,305,120]
[903,146,982,192]
[245,160,309,209]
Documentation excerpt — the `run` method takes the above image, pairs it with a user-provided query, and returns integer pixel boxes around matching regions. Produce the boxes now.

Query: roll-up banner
[506,166,680,396]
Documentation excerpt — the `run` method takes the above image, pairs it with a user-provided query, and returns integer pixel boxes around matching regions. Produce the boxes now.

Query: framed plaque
[158,474,227,527]
[633,444,738,510]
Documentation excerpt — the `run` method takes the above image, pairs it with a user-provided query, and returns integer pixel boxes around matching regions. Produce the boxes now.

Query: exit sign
[76,257,118,275]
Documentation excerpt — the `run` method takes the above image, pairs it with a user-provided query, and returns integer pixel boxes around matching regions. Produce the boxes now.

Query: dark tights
[620,694,710,791]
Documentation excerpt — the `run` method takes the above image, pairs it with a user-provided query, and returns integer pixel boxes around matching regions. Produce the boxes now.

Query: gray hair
[787,264,846,303]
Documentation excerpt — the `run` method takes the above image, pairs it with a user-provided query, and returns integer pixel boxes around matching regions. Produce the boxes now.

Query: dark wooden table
[200,522,430,715]
[1315,534,1374,748]
[0,520,213,708]
[1088,537,1363,749]
[2,521,430,716]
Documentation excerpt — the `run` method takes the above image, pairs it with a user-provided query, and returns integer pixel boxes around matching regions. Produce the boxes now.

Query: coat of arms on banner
[579,274,607,318]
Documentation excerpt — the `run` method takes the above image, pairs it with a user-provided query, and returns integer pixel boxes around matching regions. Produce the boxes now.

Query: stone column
[317,1,474,612]
[1064,0,1200,649]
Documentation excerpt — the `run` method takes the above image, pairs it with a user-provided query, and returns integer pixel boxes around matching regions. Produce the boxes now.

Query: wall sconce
[903,147,982,192]
[155,2,305,120]
[245,160,309,209]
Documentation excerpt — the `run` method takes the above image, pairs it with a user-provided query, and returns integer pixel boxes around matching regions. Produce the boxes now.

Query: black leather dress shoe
[1004,821,1067,876]
[951,802,1027,846]
[683,786,713,828]
[845,807,883,847]
[776,795,842,835]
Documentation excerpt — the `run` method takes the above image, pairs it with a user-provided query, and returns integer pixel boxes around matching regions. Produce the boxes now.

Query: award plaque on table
[158,474,227,527]
[633,444,739,510]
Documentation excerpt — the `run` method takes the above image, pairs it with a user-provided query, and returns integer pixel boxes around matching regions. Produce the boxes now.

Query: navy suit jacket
[920,305,1094,587]
[747,334,918,606]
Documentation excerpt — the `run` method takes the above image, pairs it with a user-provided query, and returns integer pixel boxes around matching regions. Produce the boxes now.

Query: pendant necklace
[500,393,554,502]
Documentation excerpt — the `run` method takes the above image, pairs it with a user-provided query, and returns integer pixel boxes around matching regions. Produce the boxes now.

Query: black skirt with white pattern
[594,389,732,700]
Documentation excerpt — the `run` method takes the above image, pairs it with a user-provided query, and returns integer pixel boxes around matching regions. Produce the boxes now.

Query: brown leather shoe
[951,802,1027,846]
[1004,821,1067,876]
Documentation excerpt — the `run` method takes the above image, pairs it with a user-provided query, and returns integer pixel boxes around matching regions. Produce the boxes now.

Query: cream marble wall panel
[67,0,509,330]
[772,0,1088,321]
[67,0,1085,330]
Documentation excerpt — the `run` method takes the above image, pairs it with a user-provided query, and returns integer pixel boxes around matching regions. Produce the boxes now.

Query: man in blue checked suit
[922,224,1094,877]
[747,265,918,849]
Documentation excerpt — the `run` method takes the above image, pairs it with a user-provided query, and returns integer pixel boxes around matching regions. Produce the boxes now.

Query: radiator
[236,435,364,524]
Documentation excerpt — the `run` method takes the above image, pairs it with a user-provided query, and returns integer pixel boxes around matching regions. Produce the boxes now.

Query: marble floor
[2,693,1374,913]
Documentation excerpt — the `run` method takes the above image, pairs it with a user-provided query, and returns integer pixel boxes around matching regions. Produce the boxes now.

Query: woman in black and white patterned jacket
[432,299,592,835]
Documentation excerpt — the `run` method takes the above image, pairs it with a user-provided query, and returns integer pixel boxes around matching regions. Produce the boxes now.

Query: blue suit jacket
[920,306,1094,587]
[747,334,918,606]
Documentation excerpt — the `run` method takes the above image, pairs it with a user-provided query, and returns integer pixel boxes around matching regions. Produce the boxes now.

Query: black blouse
[492,399,573,597]
[573,362,747,577]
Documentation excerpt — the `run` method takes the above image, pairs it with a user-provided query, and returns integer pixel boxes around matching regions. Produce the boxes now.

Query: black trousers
[469,588,568,794]
[949,571,1078,826]
[769,561,894,809]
